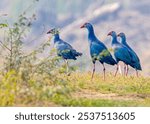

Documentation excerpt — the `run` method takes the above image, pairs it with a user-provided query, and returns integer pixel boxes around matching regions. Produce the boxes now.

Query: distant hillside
[60,1,150,76]
[0,0,150,76]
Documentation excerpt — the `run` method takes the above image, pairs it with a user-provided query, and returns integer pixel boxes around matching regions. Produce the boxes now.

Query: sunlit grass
[0,71,150,106]
[51,95,150,107]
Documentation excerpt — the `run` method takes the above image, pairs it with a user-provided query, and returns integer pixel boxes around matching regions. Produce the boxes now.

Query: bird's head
[80,22,93,29]
[117,32,125,38]
[107,31,117,37]
[47,28,60,35]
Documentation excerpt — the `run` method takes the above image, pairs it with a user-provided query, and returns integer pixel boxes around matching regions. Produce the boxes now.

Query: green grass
[49,72,150,107]
[0,71,150,106]
[51,95,150,107]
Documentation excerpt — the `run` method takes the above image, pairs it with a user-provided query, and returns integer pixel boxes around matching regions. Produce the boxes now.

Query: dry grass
[0,71,150,107]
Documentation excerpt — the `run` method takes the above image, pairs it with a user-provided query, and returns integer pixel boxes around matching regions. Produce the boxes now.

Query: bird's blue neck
[87,27,97,42]
[54,34,60,43]
[111,35,119,45]
[120,36,127,45]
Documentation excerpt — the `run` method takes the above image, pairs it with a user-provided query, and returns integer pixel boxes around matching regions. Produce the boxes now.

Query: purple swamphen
[81,23,117,80]
[108,31,135,76]
[117,32,142,76]
[47,28,82,75]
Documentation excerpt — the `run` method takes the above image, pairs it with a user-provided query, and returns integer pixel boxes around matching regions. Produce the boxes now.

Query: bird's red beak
[80,24,85,28]
[107,32,112,36]
[47,30,52,34]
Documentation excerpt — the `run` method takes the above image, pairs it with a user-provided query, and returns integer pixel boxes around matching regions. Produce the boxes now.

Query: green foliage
[1,13,35,72]
[0,23,8,28]
[0,6,72,106]
[0,2,150,107]
[0,70,17,106]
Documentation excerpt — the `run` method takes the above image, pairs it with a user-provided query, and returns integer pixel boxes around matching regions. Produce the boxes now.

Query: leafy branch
[0,40,11,51]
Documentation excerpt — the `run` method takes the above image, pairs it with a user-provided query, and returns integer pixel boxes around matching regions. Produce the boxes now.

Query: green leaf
[0,23,8,28]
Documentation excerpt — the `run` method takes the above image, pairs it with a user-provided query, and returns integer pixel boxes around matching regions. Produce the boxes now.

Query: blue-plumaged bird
[47,28,82,75]
[117,32,142,76]
[107,31,135,76]
[81,23,116,80]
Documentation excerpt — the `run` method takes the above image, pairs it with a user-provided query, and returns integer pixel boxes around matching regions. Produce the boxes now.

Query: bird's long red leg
[64,59,70,76]
[102,64,106,80]
[114,64,119,77]
[136,70,139,77]
[126,65,129,76]
[118,64,122,75]
[124,63,126,76]
[91,63,95,81]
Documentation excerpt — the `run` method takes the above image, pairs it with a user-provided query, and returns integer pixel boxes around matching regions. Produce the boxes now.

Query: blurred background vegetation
[0,0,150,106]
[1,0,150,75]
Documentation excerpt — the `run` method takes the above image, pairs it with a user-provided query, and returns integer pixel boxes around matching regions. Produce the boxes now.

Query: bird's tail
[75,52,82,56]
[109,58,117,65]
[135,62,142,71]
[103,57,117,65]
[106,56,117,65]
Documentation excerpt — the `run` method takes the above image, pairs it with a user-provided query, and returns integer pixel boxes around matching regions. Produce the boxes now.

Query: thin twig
[0,40,11,51]
[29,24,46,43]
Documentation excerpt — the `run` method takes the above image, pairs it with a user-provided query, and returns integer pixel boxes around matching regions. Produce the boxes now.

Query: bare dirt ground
[72,90,150,101]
